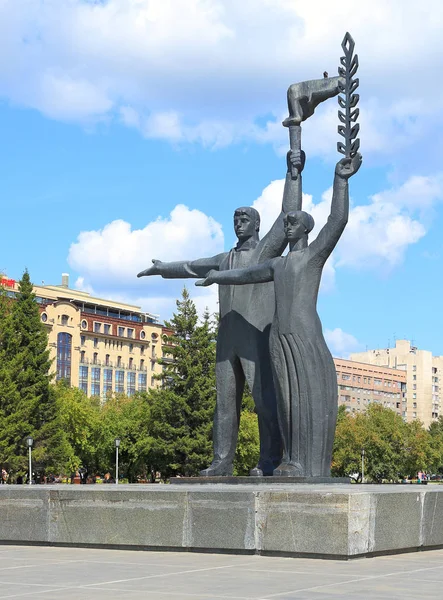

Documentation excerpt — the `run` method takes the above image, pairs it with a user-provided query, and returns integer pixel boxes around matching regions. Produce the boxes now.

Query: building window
[413,365,417,371]
[81,335,86,346]
[80,351,86,363]
[57,332,72,383]
[94,322,101,333]
[138,373,147,391]
[117,355,122,367]
[93,337,98,348]
[61,314,69,326]
[129,343,134,353]
[140,331,146,340]
[129,357,133,370]
[105,354,110,366]
[91,367,100,396]
[140,359,145,371]
[103,369,113,396]
[127,372,136,396]
[152,345,157,359]
[374,378,382,386]
[140,345,145,355]
[81,320,88,329]
[127,328,134,339]
[413,375,417,381]
[104,324,111,335]
[79,366,88,394]
[93,352,98,365]
[115,370,124,393]
[118,327,125,337]
[41,312,48,323]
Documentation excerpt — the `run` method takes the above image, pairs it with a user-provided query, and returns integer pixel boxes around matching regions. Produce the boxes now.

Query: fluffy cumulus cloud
[252,171,443,284]
[1,1,443,162]
[68,167,443,320]
[68,204,223,316]
[324,328,363,358]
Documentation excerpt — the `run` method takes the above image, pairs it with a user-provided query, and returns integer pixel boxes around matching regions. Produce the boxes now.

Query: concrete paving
[0,545,442,599]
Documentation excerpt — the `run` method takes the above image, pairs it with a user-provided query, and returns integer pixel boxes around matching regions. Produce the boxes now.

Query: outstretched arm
[196,258,277,287]
[256,151,304,261]
[137,253,226,279]
[309,153,362,264]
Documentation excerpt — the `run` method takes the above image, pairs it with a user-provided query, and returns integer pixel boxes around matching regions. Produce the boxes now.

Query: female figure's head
[284,211,315,245]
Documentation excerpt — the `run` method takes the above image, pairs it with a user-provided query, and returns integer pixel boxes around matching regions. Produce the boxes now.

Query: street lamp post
[26,436,33,485]
[115,438,120,485]
[361,447,365,483]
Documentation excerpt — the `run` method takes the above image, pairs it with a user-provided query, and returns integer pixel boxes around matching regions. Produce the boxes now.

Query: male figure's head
[233,207,260,242]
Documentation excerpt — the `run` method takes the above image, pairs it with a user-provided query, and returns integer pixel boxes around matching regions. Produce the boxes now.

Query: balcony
[79,357,147,371]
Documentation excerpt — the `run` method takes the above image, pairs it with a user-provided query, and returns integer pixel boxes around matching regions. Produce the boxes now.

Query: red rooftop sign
[1,277,15,288]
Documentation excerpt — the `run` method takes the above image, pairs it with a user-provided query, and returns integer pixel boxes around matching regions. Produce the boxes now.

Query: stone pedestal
[0,483,442,559]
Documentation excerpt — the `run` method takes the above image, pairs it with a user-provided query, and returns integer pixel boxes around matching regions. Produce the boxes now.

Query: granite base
[170,476,350,484]
[1,484,442,559]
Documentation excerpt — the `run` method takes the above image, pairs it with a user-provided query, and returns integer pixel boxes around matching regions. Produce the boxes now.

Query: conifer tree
[0,271,70,473]
[148,287,216,477]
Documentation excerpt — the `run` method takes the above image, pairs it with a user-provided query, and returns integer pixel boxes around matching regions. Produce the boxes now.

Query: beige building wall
[351,340,442,428]
[2,274,166,399]
[334,358,406,416]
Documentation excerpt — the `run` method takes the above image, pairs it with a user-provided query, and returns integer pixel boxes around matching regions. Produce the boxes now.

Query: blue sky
[1,0,443,358]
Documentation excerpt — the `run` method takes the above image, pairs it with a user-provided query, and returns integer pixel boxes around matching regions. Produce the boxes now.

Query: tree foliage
[0,271,72,473]
[333,404,440,482]
[148,288,217,477]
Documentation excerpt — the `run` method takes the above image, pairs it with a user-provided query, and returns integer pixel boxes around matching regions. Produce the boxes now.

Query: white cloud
[325,327,363,358]
[67,203,224,319]
[252,172,443,283]
[68,168,443,320]
[1,1,443,160]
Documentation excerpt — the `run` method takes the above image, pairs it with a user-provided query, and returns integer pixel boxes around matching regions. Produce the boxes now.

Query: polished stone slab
[0,484,442,559]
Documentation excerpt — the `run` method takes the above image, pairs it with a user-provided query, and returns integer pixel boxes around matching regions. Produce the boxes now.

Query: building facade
[351,340,443,427]
[334,358,406,416]
[1,274,166,399]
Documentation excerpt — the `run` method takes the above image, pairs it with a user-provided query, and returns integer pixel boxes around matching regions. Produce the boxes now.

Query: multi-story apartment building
[334,358,406,416]
[351,340,443,427]
[1,274,166,399]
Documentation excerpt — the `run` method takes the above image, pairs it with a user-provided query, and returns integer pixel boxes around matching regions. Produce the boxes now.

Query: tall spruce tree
[147,287,217,477]
[0,271,67,473]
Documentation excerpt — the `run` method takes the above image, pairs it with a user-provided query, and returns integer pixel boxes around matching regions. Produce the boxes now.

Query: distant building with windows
[351,340,443,427]
[334,358,406,417]
[1,274,166,399]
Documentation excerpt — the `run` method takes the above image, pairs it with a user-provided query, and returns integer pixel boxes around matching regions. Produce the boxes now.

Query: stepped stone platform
[1,483,443,559]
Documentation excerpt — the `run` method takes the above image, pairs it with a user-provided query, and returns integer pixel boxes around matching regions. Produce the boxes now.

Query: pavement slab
[0,545,442,599]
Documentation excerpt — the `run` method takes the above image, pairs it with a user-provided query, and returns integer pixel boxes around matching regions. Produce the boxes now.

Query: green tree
[51,381,102,473]
[148,288,217,478]
[402,419,436,478]
[0,272,51,471]
[0,271,73,475]
[332,404,431,482]
[234,410,260,475]
[427,416,443,474]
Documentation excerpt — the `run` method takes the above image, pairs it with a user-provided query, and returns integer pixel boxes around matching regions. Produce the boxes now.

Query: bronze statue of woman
[197,153,362,477]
